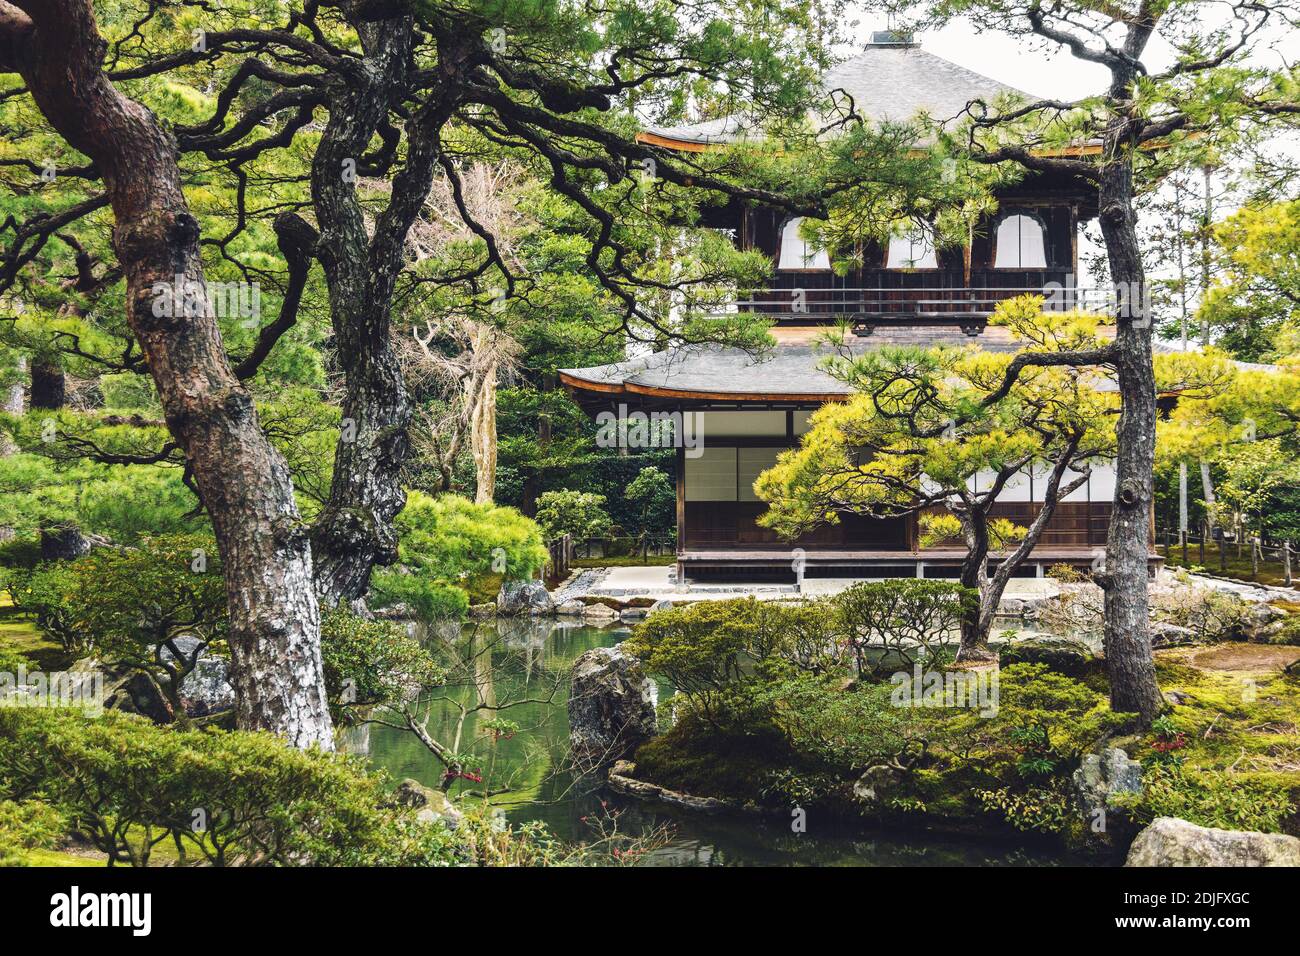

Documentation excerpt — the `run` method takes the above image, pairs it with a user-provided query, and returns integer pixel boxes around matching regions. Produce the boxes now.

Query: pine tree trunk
[308,15,452,603]
[468,326,498,505]
[5,2,333,748]
[955,511,996,662]
[29,355,64,410]
[1095,137,1163,726]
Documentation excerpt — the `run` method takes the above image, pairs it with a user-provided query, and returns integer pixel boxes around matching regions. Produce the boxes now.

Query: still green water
[350,618,1080,866]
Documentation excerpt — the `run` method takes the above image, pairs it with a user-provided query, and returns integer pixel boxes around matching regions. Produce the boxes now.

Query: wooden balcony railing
[690,281,1119,325]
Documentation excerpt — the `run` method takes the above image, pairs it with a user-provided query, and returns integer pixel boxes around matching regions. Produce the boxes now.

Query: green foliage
[624,467,676,537]
[0,643,27,675]
[832,579,976,678]
[8,535,227,716]
[320,607,446,724]
[0,707,460,867]
[372,492,548,618]
[0,453,200,544]
[633,711,802,803]
[1198,200,1300,361]
[1114,762,1294,834]
[972,784,1074,834]
[534,489,613,540]
[626,597,840,722]
[396,492,548,581]
[370,573,471,622]
[755,302,1114,543]
[1045,563,1090,584]
[0,537,40,570]
[755,673,916,772]
[0,799,67,867]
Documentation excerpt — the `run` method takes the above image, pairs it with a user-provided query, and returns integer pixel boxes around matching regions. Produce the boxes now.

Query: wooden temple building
[561,34,1149,585]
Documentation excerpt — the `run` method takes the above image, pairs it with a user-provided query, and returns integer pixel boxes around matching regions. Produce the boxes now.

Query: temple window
[777,217,831,270]
[885,226,938,269]
[993,213,1047,268]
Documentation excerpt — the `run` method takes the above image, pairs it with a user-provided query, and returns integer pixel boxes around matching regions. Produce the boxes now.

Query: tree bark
[956,508,996,662]
[1,1,333,748]
[954,453,1087,662]
[29,355,65,410]
[1095,132,1163,725]
[308,16,458,603]
[468,324,498,504]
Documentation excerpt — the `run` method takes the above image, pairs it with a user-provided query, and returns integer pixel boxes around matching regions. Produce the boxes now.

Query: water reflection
[353,617,1085,867]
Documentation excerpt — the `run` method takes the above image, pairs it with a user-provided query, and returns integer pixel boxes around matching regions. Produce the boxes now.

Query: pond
[348,617,1088,866]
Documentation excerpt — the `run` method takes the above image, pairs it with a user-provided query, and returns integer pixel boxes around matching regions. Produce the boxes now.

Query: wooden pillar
[675,442,686,553]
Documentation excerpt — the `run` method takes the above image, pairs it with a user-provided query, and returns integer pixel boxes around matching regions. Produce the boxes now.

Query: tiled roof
[642,42,1032,146]
[559,326,1026,399]
[561,327,1274,402]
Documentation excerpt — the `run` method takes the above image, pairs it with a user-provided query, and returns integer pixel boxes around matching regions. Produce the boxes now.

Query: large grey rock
[1125,817,1300,867]
[1073,748,1143,845]
[70,656,172,723]
[556,598,587,617]
[372,601,416,620]
[161,636,235,718]
[997,598,1027,617]
[1000,635,1099,678]
[496,579,555,617]
[1150,621,1198,648]
[581,603,620,623]
[178,653,234,717]
[568,643,657,772]
[1243,602,1287,643]
[390,778,463,829]
[853,765,906,808]
[619,606,650,623]
[1074,748,1143,806]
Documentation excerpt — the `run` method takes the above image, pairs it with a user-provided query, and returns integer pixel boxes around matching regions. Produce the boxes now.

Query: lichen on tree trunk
[2,0,333,749]
[1095,136,1163,726]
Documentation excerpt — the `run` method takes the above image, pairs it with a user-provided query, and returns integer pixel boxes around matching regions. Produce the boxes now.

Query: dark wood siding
[683,502,910,550]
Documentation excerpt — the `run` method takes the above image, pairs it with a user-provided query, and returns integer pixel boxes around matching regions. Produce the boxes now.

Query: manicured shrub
[320,607,445,724]
[0,799,67,866]
[370,572,470,621]
[626,598,840,723]
[831,579,976,678]
[5,563,84,655]
[372,492,547,619]
[0,707,460,866]
[0,537,40,569]
[754,673,916,772]
[534,489,613,540]
[6,534,226,717]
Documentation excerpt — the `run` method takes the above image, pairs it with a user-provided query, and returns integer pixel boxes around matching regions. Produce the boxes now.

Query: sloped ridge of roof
[822,45,1031,126]
[559,327,1026,399]
[640,43,1033,146]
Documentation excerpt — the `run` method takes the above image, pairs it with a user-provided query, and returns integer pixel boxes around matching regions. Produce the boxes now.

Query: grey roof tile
[643,43,1032,144]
